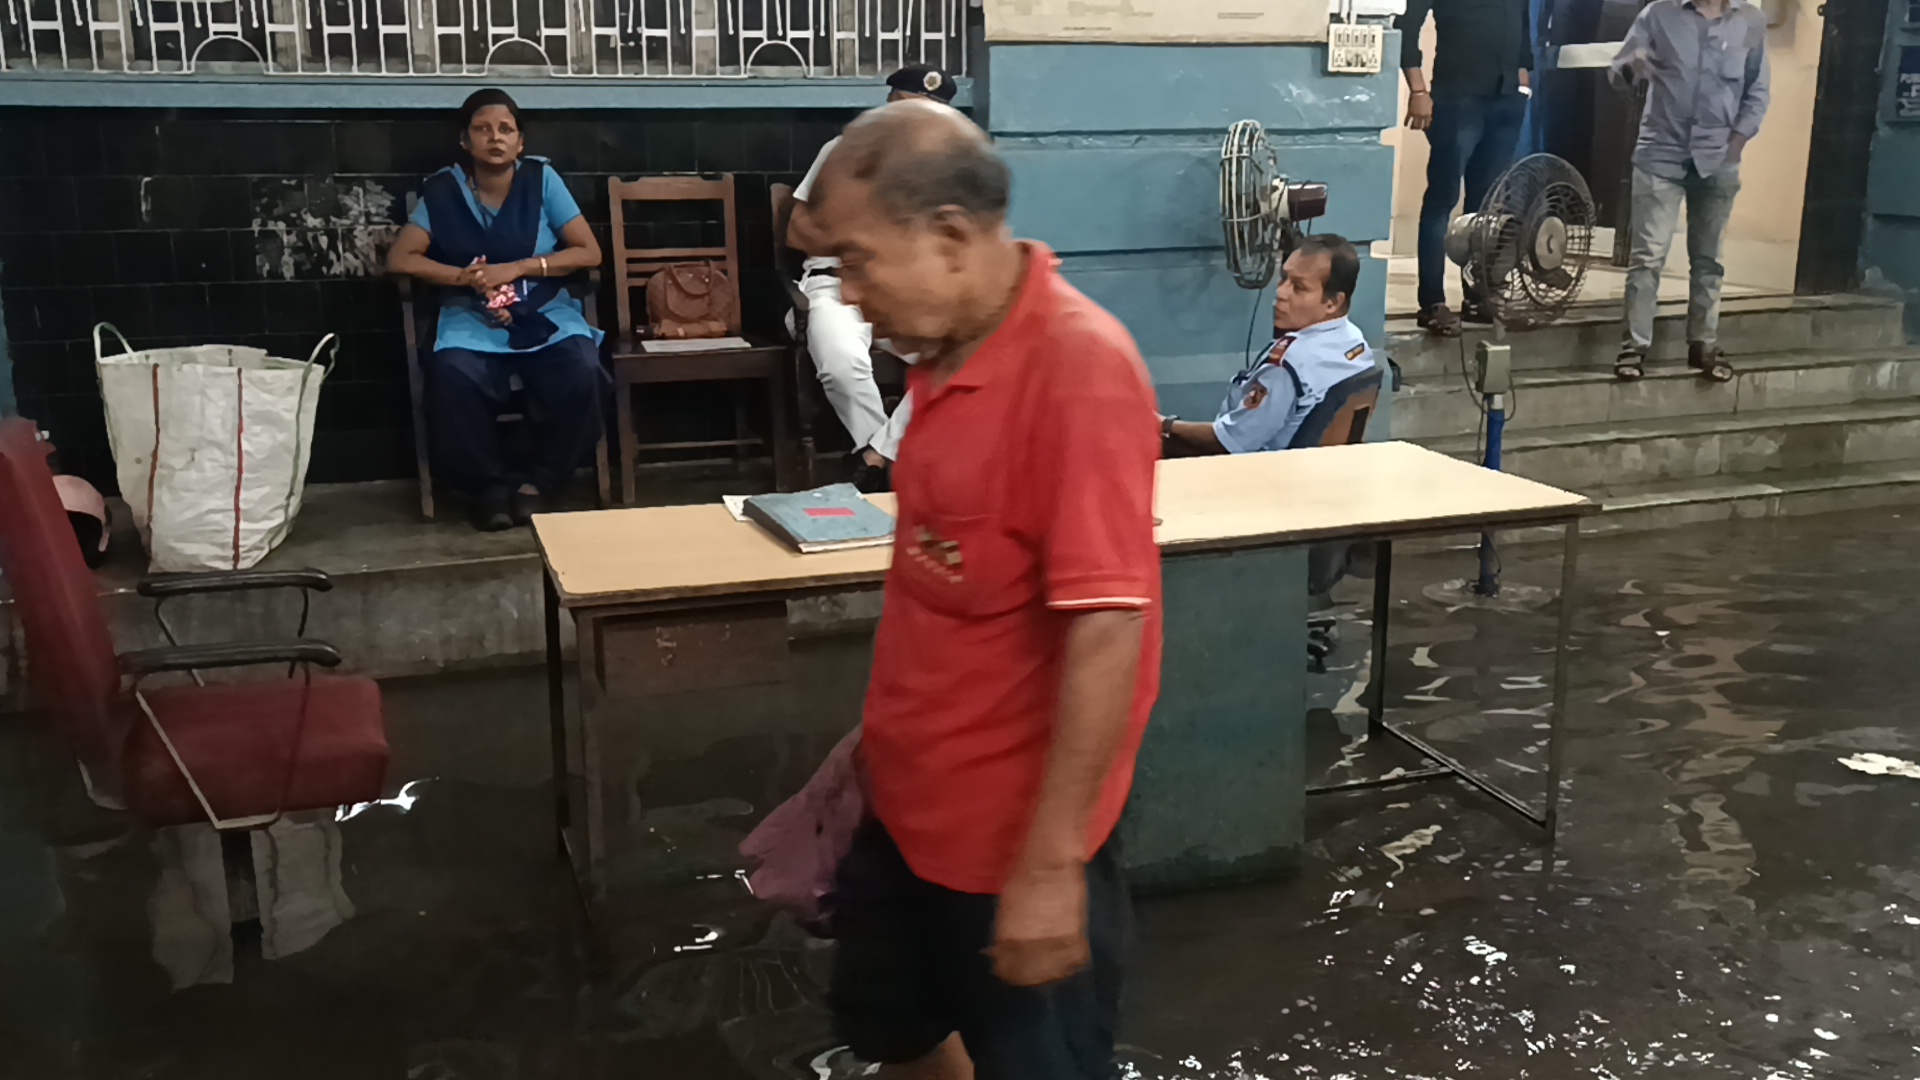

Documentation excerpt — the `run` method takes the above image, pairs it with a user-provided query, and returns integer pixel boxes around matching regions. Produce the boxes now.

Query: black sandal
[1417,303,1462,338]
[1614,349,1646,382]
[1690,343,1734,383]
[1458,299,1495,325]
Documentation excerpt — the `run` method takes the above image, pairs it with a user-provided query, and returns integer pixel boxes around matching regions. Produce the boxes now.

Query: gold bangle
[539,256,550,277]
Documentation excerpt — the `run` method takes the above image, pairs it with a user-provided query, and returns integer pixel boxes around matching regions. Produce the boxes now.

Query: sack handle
[93,322,135,363]
[304,333,340,373]
[279,334,336,525]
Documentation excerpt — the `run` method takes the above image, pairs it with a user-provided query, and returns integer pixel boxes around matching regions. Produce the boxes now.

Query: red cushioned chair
[0,417,388,829]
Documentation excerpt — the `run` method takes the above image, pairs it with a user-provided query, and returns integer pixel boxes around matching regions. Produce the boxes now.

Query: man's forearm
[1018,608,1147,870]
[1166,419,1226,455]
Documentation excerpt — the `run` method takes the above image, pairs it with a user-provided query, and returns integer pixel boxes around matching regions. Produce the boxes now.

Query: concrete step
[1419,398,1920,491]
[1407,461,1920,552]
[1387,293,1906,380]
[1390,347,1920,441]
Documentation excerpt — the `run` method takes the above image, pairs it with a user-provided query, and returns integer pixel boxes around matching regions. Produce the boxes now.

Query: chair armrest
[121,641,345,677]
[138,569,334,598]
[781,276,811,317]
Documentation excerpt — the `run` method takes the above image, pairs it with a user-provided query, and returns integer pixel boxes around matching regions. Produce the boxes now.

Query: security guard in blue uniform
[1162,234,1375,456]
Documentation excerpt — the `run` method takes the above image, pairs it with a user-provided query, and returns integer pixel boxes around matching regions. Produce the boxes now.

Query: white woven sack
[95,323,334,572]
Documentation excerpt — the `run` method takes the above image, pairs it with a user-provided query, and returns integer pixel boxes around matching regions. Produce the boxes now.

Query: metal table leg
[544,572,568,842]
[1307,523,1581,837]
[1543,520,1580,835]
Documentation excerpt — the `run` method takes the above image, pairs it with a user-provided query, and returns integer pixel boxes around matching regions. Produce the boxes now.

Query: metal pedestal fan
[1444,153,1596,597]
[1220,119,1328,292]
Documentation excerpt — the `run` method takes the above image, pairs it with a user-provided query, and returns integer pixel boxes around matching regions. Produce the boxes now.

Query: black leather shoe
[510,488,546,527]
[474,488,514,532]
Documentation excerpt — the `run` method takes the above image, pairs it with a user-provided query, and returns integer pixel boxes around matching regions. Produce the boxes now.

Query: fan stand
[1473,331,1508,598]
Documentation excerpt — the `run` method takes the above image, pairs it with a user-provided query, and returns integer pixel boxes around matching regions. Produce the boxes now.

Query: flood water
[3,508,1919,1079]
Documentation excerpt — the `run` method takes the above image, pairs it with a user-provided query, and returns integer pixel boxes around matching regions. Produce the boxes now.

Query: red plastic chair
[0,418,388,829]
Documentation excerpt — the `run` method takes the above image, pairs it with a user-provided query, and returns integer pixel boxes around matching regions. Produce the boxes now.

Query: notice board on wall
[986,0,1330,44]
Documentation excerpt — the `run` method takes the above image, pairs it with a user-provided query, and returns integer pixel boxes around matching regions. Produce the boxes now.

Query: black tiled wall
[0,107,851,491]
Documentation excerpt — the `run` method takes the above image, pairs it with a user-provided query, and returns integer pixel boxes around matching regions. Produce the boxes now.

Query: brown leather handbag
[646,262,735,340]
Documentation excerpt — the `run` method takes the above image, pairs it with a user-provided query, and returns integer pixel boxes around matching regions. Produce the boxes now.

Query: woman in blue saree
[387,89,605,530]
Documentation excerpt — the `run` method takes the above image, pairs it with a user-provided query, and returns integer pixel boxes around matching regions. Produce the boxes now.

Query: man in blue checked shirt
[1160,234,1377,456]
[1609,0,1770,385]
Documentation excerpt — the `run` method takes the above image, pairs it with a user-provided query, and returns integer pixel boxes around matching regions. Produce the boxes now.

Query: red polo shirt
[861,242,1163,895]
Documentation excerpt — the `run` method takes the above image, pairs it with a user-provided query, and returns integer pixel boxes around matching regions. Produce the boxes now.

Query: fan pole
[1474,394,1506,596]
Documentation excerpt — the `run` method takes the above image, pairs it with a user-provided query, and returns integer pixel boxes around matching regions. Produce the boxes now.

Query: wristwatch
[1161,415,1178,440]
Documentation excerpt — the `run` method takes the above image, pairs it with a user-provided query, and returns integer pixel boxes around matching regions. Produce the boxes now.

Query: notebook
[742,484,895,554]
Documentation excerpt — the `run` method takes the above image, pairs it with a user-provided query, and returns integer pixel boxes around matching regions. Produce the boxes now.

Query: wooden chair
[398,273,612,519]
[770,182,909,488]
[607,174,793,504]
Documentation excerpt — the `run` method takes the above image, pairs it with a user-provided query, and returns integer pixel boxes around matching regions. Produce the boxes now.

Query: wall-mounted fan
[1444,153,1596,331]
[1220,119,1329,291]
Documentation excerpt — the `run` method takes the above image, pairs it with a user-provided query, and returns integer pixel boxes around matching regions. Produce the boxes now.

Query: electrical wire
[1243,284,1267,369]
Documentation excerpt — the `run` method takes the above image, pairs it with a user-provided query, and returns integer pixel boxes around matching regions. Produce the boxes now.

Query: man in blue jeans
[1610,0,1770,384]
[1399,0,1532,337]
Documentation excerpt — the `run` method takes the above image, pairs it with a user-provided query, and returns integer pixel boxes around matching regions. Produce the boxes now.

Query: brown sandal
[1690,343,1734,383]
[1417,303,1462,338]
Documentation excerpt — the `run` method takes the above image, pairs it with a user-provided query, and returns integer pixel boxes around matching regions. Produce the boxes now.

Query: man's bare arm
[1164,419,1227,455]
[787,200,823,257]
[993,607,1146,987]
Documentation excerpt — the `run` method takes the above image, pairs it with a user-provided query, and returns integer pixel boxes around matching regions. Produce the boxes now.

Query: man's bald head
[813,99,1011,225]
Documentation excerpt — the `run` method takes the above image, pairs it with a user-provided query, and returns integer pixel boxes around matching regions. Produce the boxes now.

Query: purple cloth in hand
[739,727,866,931]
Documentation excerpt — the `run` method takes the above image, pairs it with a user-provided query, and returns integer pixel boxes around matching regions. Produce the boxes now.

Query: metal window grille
[0,0,968,78]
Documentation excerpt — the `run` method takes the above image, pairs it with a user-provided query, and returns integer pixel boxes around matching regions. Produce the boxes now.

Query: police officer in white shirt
[1161,234,1376,456]
[787,65,956,486]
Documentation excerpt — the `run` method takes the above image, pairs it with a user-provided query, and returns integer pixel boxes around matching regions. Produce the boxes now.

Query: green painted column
[1121,546,1307,891]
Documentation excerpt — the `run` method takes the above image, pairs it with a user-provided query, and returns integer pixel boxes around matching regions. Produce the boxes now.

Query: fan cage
[1221,119,1281,292]
[1464,154,1596,330]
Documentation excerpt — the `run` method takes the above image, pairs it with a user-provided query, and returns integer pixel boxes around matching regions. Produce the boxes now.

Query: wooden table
[535,442,1597,905]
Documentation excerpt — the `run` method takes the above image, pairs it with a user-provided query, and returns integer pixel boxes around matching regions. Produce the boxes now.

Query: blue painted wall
[986,43,1399,420]
[1865,15,1920,336]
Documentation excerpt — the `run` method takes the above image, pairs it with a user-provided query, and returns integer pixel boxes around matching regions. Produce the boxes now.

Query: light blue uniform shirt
[407,158,603,354]
[1212,316,1376,454]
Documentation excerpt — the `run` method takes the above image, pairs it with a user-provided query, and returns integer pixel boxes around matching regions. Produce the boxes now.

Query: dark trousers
[1418,92,1528,310]
[831,820,1128,1079]
[426,336,603,496]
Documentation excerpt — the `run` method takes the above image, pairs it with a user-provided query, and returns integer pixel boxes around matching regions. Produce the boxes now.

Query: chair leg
[733,391,751,474]
[769,367,794,492]
[594,434,611,509]
[616,375,640,506]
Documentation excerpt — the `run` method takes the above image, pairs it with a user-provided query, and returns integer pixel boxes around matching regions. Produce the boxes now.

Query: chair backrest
[0,419,125,768]
[1287,366,1384,450]
[607,174,743,336]
[771,183,801,282]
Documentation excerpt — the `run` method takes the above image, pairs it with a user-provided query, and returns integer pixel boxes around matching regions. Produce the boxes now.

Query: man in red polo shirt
[806,100,1162,1078]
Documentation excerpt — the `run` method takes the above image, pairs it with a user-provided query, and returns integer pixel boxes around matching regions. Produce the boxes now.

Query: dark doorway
[1797,0,1891,292]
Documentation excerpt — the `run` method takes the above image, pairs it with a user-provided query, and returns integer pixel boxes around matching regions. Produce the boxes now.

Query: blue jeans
[1622,164,1742,352]
[1418,93,1528,310]
[427,335,604,496]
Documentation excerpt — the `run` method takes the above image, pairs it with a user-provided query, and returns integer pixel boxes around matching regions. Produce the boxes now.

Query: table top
[534,441,1595,607]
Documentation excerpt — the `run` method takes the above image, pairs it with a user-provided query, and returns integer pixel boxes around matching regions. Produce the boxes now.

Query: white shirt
[794,137,841,273]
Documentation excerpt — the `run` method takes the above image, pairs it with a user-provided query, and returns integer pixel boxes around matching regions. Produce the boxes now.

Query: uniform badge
[923,70,943,93]
[1345,343,1367,361]
[1243,382,1270,410]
